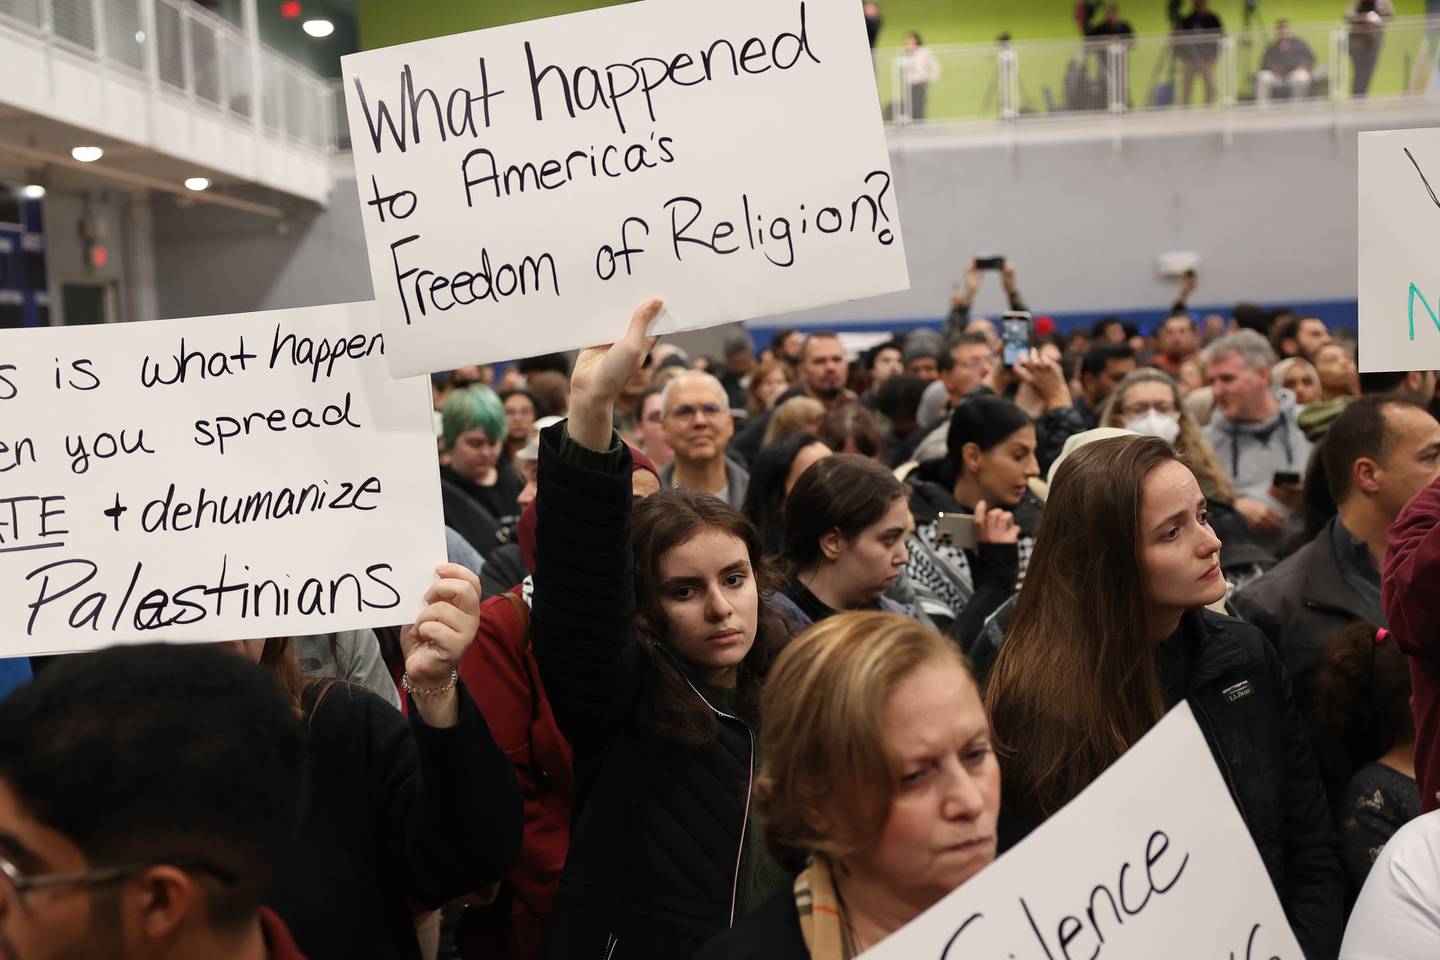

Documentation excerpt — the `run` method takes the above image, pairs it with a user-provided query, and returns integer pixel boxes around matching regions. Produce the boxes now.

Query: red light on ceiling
[89,244,108,268]
[280,1,301,19]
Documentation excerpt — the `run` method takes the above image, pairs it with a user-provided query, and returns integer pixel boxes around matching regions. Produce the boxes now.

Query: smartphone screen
[1001,313,1032,366]
[937,512,978,550]
[975,255,1005,271]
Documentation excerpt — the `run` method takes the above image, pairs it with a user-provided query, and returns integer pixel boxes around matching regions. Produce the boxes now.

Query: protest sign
[342,0,908,376]
[860,703,1303,959]
[1359,126,1440,372]
[0,301,444,657]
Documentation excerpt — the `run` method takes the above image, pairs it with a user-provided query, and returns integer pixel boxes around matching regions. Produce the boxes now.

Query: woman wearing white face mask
[1101,369,1275,591]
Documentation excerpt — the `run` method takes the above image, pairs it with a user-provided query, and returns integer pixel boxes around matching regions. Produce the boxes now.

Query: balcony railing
[876,15,1440,126]
[0,0,334,152]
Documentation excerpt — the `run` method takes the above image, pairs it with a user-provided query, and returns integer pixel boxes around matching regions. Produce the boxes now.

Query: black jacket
[532,425,762,960]
[1176,611,1345,960]
[266,683,523,960]
[1001,609,1344,960]
[695,889,807,960]
[1231,516,1380,715]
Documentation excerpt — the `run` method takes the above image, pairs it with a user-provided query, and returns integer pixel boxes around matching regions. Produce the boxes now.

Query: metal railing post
[1221,35,1237,107]
[1108,41,1127,113]
[140,0,158,92]
[1330,28,1349,101]
[241,0,263,137]
[90,0,104,59]
[999,48,1018,120]
[892,56,908,124]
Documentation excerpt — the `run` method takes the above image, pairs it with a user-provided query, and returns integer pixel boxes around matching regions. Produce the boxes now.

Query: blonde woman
[698,612,999,959]
[764,396,827,447]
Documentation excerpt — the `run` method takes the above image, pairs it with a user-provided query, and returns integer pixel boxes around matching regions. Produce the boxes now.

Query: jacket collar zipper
[667,662,755,928]
[1191,699,1249,827]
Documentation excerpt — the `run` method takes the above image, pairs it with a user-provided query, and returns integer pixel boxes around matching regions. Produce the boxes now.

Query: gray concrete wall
[152,118,1409,347]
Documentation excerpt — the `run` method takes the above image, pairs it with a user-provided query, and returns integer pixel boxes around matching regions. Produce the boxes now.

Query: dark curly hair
[631,488,790,749]
[1313,620,1414,781]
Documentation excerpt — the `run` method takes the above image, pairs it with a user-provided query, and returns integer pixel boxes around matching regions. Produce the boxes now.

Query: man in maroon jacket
[1385,473,1440,813]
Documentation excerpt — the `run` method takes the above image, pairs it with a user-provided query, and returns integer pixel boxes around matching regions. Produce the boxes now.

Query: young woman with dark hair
[1314,621,1419,889]
[740,432,831,557]
[532,300,795,960]
[903,396,1034,642]
[772,454,925,628]
[984,435,1345,960]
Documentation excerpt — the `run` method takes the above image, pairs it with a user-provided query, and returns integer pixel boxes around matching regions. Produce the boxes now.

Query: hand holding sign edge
[568,298,664,452]
[400,561,481,728]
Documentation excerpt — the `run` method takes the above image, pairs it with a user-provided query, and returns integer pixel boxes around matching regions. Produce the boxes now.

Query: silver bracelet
[402,669,458,699]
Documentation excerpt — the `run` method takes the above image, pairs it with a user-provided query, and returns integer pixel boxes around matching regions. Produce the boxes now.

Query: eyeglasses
[666,403,725,421]
[1120,400,1177,418]
[0,852,236,903]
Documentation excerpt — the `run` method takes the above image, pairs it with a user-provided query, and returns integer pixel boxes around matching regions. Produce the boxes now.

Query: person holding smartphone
[903,396,1035,646]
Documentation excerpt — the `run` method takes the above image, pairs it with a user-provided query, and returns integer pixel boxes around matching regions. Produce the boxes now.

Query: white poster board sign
[860,704,1303,959]
[342,0,908,376]
[1359,126,1440,372]
[0,302,444,656]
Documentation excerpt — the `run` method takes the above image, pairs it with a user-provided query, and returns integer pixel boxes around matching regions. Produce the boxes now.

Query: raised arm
[531,300,663,749]
[370,564,524,906]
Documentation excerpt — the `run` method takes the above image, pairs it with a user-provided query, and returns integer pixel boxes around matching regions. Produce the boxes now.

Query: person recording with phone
[945,258,1026,342]
[903,396,1036,645]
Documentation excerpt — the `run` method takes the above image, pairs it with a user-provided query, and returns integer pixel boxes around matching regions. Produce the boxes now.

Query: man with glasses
[659,370,749,509]
[0,643,307,959]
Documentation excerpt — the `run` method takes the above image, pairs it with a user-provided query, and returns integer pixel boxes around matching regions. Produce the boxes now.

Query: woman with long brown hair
[984,435,1344,960]
[532,300,793,960]
[1099,368,1273,590]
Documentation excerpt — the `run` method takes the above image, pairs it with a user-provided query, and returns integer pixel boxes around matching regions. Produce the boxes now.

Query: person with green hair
[441,385,525,553]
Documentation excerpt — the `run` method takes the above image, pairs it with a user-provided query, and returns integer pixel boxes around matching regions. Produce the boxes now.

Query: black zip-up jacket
[695,889,807,960]
[1000,609,1345,960]
[1177,610,1345,960]
[532,424,760,960]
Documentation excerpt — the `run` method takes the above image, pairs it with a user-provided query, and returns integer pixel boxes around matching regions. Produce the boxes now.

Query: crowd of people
[6,262,1440,960]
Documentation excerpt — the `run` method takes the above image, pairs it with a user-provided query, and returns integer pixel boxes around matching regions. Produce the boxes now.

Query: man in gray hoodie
[1203,329,1312,547]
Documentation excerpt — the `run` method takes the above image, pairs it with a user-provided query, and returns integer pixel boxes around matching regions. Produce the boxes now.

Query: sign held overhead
[342,0,909,376]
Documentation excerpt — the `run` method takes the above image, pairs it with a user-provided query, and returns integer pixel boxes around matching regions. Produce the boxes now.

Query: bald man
[659,371,750,509]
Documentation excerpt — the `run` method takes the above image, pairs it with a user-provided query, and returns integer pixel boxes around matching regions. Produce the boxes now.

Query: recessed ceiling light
[71,146,104,163]
[302,18,334,38]
[135,29,145,43]
[21,184,45,199]
[184,177,211,191]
